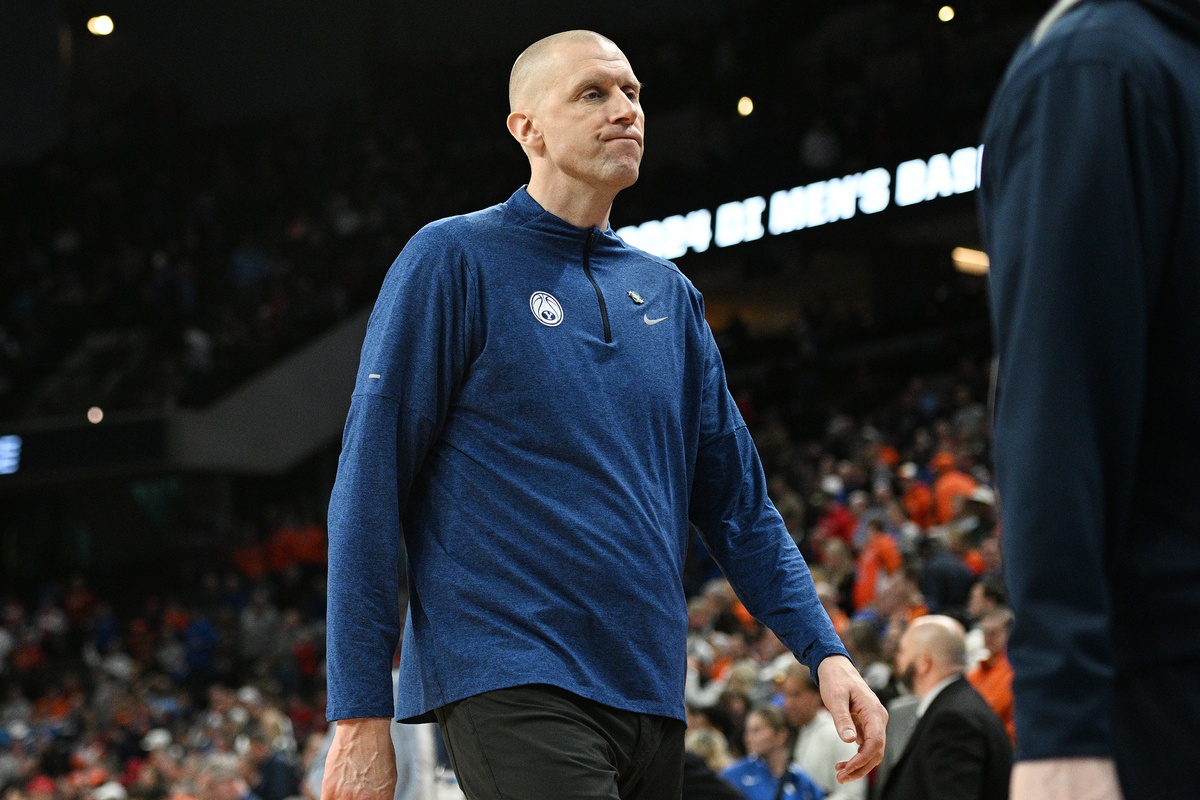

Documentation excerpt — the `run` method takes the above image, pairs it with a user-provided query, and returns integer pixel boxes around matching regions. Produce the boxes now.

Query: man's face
[894,628,918,691]
[781,676,823,728]
[981,618,1008,658]
[743,712,786,759]
[527,40,644,193]
[967,583,990,620]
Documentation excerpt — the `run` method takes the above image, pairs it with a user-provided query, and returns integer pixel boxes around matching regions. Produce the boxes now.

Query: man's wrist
[335,717,393,733]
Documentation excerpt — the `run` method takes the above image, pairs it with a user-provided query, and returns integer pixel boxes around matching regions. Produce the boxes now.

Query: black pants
[1113,658,1200,800]
[434,684,685,800]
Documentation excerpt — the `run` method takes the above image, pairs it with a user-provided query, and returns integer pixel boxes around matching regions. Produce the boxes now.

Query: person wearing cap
[93,782,128,800]
[896,464,934,531]
[929,453,976,526]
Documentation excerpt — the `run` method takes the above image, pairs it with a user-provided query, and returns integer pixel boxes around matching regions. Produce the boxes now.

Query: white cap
[141,729,171,751]
[820,475,844,495]
[94,782,128,800]
[970,486,996,505]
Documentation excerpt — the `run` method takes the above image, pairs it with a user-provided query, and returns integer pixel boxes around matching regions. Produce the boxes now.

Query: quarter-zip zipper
[582,229,612,343]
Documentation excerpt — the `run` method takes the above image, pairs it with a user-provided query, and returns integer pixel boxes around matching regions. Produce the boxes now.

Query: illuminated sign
[617,146,983,260]
[0,435,21,475]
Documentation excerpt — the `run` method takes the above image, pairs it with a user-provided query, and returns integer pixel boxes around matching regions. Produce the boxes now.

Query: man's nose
[610,92,638,123]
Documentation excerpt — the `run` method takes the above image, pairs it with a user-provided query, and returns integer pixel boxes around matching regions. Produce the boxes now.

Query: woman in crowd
[721,706,823,800]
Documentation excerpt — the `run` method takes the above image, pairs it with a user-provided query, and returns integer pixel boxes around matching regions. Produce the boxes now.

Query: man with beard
[879,616,1011,800]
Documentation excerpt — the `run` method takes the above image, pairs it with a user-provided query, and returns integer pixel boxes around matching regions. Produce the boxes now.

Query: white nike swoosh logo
[644,314,668,325]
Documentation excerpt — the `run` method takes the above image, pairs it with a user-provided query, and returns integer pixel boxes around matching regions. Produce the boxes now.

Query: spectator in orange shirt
[852,520,902,611]
[897,463,936,530]
[930,451,977,525]
[968,608,1015,743]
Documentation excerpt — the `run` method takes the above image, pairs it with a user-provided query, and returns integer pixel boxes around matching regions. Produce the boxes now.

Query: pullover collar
[504,186,627,252]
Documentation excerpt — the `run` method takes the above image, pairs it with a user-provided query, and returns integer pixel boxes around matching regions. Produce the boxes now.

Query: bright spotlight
[938,6,955,22]
[87,15,114,36]
[87,406,105,424]
[952,247,989,275]
[737,96,754,117]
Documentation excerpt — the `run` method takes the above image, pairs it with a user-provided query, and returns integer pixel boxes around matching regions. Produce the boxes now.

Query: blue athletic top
[325,187,848,723]
[722,758,824,800]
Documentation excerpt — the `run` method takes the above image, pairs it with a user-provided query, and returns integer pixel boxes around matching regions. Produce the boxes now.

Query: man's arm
[321,719,397,800]
[326,227,476,722]
[981,46,1176,778]
[324,227,476,800]
[688,322,885,781]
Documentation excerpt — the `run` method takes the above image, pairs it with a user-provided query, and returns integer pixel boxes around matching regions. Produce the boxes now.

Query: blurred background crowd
[0,362,1013,799]
[0,0,1047,798]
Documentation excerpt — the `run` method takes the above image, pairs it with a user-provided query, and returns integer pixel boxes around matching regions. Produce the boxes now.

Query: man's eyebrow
[570,75,644,94]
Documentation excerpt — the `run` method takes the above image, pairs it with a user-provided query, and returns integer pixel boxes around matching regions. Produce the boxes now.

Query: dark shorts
[434,684,685,800]
[1113,658,1200,800]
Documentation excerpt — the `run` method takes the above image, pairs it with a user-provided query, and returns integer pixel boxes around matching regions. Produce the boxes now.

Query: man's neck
[916,671,961,718]
[526,174,618,229]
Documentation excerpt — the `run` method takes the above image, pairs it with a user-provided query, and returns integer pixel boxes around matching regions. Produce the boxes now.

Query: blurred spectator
[682,752,744,800]
[897,464,935,531]
[879,616,1010,800]
[840,622,897,708]
[851,521,901,611]
[929,453,977,526]
[242,727,298,800]
[917,533,977,615]
[722,706,823,800]
[781,662,864,800]
[964,575,1008,668]
[966,609,1014,743]
[195,754,260,800]
[684,728,735,775]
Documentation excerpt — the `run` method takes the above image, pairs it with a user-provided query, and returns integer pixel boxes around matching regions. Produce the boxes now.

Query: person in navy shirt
[981,1,1200,798]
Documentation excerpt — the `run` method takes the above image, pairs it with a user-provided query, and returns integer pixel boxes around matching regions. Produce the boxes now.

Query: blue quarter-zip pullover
[325,187,847,724]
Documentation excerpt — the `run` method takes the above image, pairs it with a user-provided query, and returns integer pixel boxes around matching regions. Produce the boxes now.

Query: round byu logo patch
[529,291,564,327]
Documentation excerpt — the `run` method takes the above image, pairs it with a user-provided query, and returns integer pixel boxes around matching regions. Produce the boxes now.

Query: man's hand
[321,718,397,800]
[1012,758,1124,800]
[816,654,887,784]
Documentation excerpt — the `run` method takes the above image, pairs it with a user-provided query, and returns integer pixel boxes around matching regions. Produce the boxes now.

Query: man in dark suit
[879,616,1011,800]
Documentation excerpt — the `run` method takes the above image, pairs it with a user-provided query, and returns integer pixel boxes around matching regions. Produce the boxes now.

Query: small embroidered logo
[530,292,564,326]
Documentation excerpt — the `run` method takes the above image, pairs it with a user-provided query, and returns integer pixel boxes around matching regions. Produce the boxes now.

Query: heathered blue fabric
[325,187,847,724]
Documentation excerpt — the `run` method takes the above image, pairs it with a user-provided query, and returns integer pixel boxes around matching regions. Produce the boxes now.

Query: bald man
[321,31,885,800]
[879,617,1011,800]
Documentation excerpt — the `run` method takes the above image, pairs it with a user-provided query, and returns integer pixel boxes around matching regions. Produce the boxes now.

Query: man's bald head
[905,615,968,670]
[508,30,622,113]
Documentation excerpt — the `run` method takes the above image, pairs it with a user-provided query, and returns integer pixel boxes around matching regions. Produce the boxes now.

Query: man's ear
[507,110,542,152]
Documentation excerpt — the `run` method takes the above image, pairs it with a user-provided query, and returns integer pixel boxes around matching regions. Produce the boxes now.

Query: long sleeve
[688,322,848,675]
[981,59,1176,757]
[325,225,478,720]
